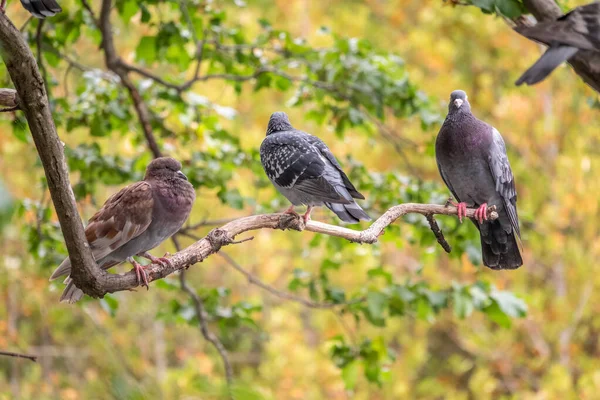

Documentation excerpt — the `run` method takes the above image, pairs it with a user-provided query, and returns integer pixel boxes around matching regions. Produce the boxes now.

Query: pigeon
[435,90,522,270]
[50,157,196,303]
[0,0,62,18]
[260,111,370,223]
[515,2,600,86]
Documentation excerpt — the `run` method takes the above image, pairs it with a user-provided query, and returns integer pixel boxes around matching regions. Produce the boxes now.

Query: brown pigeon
[50,157,196,303]
[436,90,523,270]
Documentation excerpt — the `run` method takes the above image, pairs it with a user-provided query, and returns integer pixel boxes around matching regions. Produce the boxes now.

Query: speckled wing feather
[260,132,348,203]
[49,181,154,280]
[304,134,365,200]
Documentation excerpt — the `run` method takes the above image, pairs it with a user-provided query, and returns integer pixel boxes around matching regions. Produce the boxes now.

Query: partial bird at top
[260,111,370,224]
[515,1,600,86]
[0,0,62,18]
[436,90,523,270]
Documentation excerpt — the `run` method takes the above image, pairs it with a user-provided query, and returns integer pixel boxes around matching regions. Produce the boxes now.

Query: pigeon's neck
[266,121,294,135]
[445,110,475,126]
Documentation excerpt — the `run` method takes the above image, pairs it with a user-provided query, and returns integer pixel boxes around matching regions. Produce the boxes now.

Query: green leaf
[470,0,495,13]
[366,291,387,321]
[341,361,359,390]
[100,294,120,317]
[453,289,474,319]
[136,36,157,63]
[495,0,525,18]
[491,290,528,318]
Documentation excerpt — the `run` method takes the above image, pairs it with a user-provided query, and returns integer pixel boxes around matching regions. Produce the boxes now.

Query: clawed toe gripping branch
[61,203,498,299]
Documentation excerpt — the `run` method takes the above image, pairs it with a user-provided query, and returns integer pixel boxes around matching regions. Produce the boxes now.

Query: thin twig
[0,351,37,362]
[179,269,234,388]
[425,214,452,253]
[219,252,364,309]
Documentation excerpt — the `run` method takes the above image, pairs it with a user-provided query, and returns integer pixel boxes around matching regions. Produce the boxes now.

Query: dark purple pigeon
[50,157,196,303]
[435,90,523,270]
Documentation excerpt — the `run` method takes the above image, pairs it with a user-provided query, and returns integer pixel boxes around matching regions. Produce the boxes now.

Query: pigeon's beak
[177,170,188,181]
[454,99,464,108]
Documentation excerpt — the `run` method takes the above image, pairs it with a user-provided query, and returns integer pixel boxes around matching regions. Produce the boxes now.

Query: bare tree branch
[179,268,234,387]
[98,0,163,158]
[67,202,497,299]
[0,88,19,111]
[0,351,37,362]
[425,214,452,253]
[0,13,98,294]
[219,252,364,309]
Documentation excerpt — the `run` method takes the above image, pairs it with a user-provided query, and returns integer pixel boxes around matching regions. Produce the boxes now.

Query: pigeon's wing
[515,3,600,50]
[487,128,520,238]
[436,159,462,203]
[20,0,62,18]
[304,134,365,199]
[85,181,155,260]
[260,134,348,203]
[49,182,154,281]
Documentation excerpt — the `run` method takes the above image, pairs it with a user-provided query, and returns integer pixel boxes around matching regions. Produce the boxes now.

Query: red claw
[129,258,150,290]
[302,206,313,224]
[450,200,467,223]
[474,203,488,224]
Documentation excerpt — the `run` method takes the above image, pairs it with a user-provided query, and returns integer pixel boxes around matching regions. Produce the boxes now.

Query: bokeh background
[1,0,599,399]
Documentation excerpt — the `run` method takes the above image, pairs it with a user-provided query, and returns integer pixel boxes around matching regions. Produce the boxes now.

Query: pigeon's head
[145,157,188,181]
[448,90,471,114]
[266,111,294,135]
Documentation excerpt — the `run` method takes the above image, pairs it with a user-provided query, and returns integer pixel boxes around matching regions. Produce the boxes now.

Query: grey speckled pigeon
[0,0,62,18]
[260,112,370,223]
[50,157,196,303]
[436,90,522,270]
[515,2,600,86]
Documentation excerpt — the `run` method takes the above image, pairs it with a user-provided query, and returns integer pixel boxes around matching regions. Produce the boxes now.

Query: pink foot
[474,203,488,224]
[449,200,467,223]
[0,0,6,13]
[141,252,173,269]
[128,257,149,290]
[284,205,299,217]
[302,206,313,224]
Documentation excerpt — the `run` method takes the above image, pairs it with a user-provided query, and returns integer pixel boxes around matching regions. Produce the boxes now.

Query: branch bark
[0,351,38,362]
[0,88,19,111]
[0,13,98,294]
[520,0,600,93]
[67,202,497,299]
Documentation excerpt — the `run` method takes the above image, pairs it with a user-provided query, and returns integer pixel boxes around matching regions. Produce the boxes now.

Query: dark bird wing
[50,181,154,280]
[20,0,62,18]
[436,159,461,205]
[304,134,365,200]
[514,2,600,85]
[487,128,520,238]
[260,132,349,203]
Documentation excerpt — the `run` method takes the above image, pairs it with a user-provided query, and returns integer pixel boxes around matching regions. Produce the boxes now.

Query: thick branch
[520,0,600,93]
[0,88,19,111]
[72,203,497,298]
[0,350,37,362]
[0,13,98,294]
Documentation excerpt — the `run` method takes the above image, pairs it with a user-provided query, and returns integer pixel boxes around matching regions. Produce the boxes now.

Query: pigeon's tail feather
[59,277,85,304]
[515,45,578,86]
[50,257,71,281]
[325,201,370,223]
[20,0,61,18]
[479,222,522,270]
